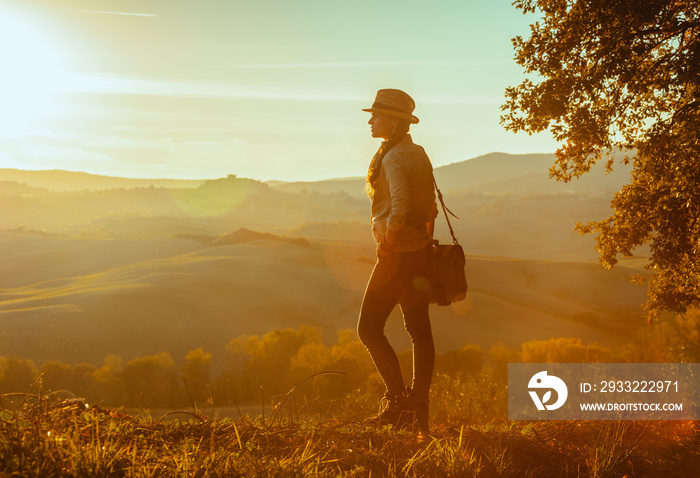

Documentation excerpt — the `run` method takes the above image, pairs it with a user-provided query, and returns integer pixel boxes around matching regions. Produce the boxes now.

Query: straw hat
[362,89,419,124]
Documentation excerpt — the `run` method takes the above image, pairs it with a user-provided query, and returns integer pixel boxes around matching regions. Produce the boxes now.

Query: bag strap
[432,175,460,244]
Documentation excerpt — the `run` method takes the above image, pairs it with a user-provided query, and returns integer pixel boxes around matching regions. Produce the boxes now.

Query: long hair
[365,119,411,196]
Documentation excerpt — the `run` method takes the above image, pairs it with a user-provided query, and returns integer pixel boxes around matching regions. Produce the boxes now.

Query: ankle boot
[366,390,407,426]
[405,387,430,433]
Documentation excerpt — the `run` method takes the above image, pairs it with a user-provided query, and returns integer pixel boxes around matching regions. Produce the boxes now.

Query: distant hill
[2,151,632,196]
[268,152,633,197]
[0,159,651,370]
[434,152,556,193]
[435,152,632,195]
[270,178,366,196]
[0,165,622,262]
[0,169,206,192]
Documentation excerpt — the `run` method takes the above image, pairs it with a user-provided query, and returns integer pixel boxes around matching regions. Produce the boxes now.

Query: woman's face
[368,113,399,139]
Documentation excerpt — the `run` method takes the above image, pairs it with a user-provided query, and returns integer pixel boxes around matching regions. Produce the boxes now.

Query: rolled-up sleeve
[383,156,409,231]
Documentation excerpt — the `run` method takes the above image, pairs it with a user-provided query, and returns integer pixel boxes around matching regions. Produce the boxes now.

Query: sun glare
[0,8,70,124]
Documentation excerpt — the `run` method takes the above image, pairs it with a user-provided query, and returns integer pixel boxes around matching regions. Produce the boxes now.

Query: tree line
[1,311,697,421]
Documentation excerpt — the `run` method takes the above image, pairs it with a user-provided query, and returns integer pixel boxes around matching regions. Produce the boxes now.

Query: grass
[0,393,698,477]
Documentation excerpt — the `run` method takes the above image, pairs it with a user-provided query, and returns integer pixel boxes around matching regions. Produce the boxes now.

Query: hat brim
[362,108,419,124]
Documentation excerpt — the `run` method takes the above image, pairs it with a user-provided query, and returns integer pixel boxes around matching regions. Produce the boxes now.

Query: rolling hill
[0,153,650,369]
[0,168,205,192]
[269,151,633,197]
[0,228,645,370]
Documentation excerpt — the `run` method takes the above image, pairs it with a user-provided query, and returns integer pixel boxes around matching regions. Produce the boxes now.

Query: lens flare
[0,8,69,123]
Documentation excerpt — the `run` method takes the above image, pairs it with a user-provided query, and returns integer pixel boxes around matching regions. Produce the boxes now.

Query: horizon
[0,0,556,182]
[0,150,557,183]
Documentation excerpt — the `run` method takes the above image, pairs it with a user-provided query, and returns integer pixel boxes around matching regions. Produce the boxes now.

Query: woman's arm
[427,201,438,238]
[427,218,435,239]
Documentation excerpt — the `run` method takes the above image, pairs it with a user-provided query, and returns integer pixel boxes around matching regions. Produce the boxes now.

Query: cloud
[419,93,504,106]
[219,60,465,69]
[53,71,501,106]
[53,8,157,17]
[54,71,363,102]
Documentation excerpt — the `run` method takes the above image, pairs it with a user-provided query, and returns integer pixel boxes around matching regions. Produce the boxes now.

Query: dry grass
[1,393,697,478]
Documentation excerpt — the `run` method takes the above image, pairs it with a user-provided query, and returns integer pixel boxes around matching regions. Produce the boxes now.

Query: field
[1,156,698,476]
[0,155,648,368]
[1,393,698,477]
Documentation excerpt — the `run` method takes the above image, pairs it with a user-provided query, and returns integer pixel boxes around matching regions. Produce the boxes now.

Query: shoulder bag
[429,176,468,306]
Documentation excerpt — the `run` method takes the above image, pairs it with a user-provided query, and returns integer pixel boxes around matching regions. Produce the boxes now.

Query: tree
[222,326,321,401]
[181,348,212,406]
[122,353,183,408]
[0,357,37,394]
[521,337,609,363]
[93,354,127,405]
[40,360,73,394]
[501,0,700,316]
[71,364,98,399]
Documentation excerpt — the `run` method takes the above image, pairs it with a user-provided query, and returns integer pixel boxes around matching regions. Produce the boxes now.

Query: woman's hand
[377,231,397,257]
[377,239,394,258]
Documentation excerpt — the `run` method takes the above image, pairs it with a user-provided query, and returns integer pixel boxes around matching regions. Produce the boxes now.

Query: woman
[358,89,437,433]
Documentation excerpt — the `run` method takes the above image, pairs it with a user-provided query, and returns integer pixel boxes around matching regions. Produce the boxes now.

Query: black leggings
[357,244,435,400]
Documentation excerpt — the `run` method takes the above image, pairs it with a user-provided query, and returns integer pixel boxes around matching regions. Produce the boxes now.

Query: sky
[0,0,555,182]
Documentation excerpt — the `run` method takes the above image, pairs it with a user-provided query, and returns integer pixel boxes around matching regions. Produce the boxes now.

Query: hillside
[0,168,206,192]
[269,151,633,197]
[0,227,645,369]
[0,156,651,369]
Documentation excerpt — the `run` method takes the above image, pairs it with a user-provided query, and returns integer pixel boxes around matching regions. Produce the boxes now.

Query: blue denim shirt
[370,135,436,251]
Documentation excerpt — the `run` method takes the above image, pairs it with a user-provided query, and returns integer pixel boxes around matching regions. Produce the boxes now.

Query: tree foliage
[2,320,699,420]
[181,348,212,405]
[501,0,700,316]
[122,352,181,408]
[0,357,37,394]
